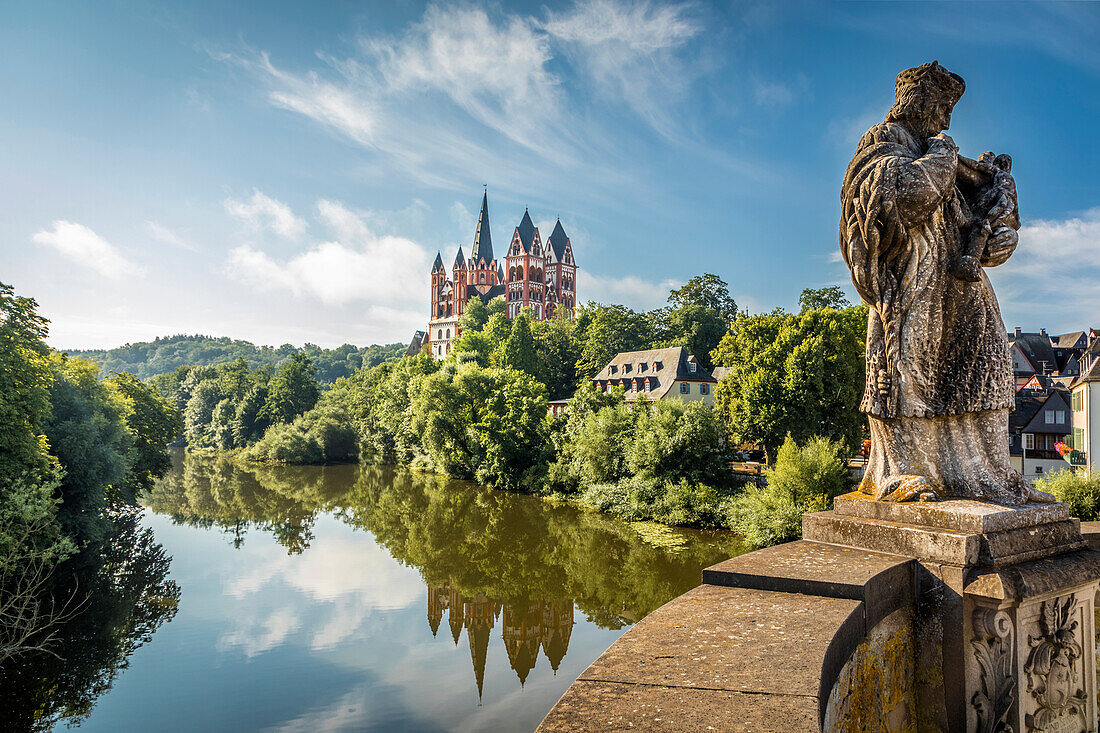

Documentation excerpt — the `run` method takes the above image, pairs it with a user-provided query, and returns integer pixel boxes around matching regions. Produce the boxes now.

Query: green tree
[799,286,851,312]
[500,312,539,379]
[667,274,738,320]
[712,305,866,460]
[260,353,321,426]
[574,303,653,382]
[627,400,730,487]
[458,298,490,333]
[43,356,133,545]
[105,372,183,502]
[532,314,581,400]
[183,380,224,447]
[232,383,270,446]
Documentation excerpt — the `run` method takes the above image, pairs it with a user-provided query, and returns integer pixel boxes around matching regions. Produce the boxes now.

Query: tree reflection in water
[0,506,180,731]
[142,452,744,693]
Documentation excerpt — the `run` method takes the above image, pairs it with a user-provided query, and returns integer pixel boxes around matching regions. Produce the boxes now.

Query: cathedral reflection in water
[427,581,575,697]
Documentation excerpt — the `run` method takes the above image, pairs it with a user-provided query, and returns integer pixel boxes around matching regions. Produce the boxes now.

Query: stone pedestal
[805,493,1100,732]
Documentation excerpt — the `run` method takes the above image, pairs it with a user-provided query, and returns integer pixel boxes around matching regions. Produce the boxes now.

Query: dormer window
[624,364,632,373]
[640,363,648,372]
[610,365,617,375]
[688,362,697,373]
[654,361,662,371]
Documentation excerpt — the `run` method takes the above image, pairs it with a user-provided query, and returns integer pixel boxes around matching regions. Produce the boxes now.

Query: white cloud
[224,189,307,239]
[577,268,678,310]
[543,0,700,137]
[753,81,793,107]
[32,220,144,279]
[146,220,198,252]
[987,208,1100,331]
[225,199,430,307]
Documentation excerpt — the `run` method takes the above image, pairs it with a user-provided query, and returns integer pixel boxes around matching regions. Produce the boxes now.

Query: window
[1045,410,1065,424]
[445,328,451,339]
[1074,428,1085,451]
[680,383,690,394]
[644,379,651,392]
[1035,466,1043,474]
[1073,391,1083,411]
[1024,433,1034,450]
[700,383,710,395]
[688,362,697,373]
[437,329,443,340]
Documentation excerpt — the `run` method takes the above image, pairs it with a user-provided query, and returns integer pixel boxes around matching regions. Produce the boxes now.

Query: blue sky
[2,1,1098,349]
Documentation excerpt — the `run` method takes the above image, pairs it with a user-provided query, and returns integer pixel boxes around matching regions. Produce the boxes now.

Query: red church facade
[427,192,577,359]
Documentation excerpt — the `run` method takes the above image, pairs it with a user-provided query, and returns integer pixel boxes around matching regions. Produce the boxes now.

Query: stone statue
[840,61,1053,504]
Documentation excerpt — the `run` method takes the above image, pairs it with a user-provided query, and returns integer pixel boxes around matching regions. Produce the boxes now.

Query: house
[1009,388,1073,479]
[591,347,717,404]
[1070,349,1100,472]
[426,192,577,359]
[1008,328,1059,386]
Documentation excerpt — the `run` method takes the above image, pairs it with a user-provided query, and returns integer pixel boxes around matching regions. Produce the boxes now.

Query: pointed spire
[432,251,445,273]
[471,191,494,264]
[497,262,505,283]
[516,209,536,250]
[547,219,569,262]
[453,246,466,270]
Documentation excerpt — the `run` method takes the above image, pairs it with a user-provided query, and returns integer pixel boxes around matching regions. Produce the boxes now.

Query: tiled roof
[1053,331,1086,349]
[591,346,715,401]
[1009,332,1058,374]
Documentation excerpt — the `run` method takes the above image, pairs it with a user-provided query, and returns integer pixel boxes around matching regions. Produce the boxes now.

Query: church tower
[506,210,547,320]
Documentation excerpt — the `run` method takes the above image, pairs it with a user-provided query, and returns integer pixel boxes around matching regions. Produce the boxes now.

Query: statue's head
[886,61,965,138]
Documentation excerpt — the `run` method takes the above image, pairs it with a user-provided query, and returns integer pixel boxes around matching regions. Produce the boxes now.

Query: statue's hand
[931,132,957,151]
[877,369,891,397]
[982,227,1018,267]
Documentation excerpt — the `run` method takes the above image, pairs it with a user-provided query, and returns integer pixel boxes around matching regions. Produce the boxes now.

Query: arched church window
[437,329,442,340]
[445,328,450,339]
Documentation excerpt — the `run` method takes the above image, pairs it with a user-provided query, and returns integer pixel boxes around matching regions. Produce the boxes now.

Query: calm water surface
[5,451,743,732]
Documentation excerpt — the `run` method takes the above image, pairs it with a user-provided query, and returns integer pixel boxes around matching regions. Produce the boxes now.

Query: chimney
[1040,328,1048,336]
[1014,327,1022,337]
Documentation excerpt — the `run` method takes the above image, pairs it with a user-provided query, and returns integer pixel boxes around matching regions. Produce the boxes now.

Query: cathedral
[427,192,578,359]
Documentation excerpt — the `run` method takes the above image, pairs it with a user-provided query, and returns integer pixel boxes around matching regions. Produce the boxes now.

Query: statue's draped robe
[841,122,1023,502]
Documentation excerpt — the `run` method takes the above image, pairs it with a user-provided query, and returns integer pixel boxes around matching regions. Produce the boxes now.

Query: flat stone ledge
[537,680,818,732]
[537,583,863,731]
[803,511,1085,568]
[964,547,1100,600]
[702,540,913,630]
[833,491,1070,533]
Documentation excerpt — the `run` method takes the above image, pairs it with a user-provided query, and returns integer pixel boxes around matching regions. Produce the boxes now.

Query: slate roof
[1020,390,1072,434]
[432,252,445,272]
[1010,389,1047,434]
[497,263,505,282]
[1009,332,1058,374]
[591,346,715,401]
[547,219,569,262]
[476,283,506,303]
[453,246,466,269]
[1019,373,1072,393]
[471,191,494,264]
[1053,331,1087,349]
[405,331,427,357]
[516,209,536,250]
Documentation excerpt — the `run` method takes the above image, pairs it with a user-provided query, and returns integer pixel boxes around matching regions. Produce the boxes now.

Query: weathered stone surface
[833,490,1069,532]
[579,584,862,696]
[537,680,819,732]
[964,549,1100,600]
[803,510,1085,568]
[702,539,912,629]
[823,608,917,733]
[537,583,865,731]
[1082,521,1100,550]
[840,61,1050,506]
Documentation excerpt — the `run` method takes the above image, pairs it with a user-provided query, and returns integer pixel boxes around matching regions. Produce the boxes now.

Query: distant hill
[64,334,406,382]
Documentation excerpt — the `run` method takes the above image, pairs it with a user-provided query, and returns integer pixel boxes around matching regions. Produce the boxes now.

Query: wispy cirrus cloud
[214,0,703,189]
[33,220,145,279]
[146,220,198,252]
[542,0,701,138]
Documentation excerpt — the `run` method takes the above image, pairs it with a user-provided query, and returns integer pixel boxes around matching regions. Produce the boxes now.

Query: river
[1,450,744,732]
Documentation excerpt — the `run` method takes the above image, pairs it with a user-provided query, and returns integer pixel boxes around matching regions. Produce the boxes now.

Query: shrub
[1035,469,1100,520]
[726,435,849,548]
[580,476,729,529]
